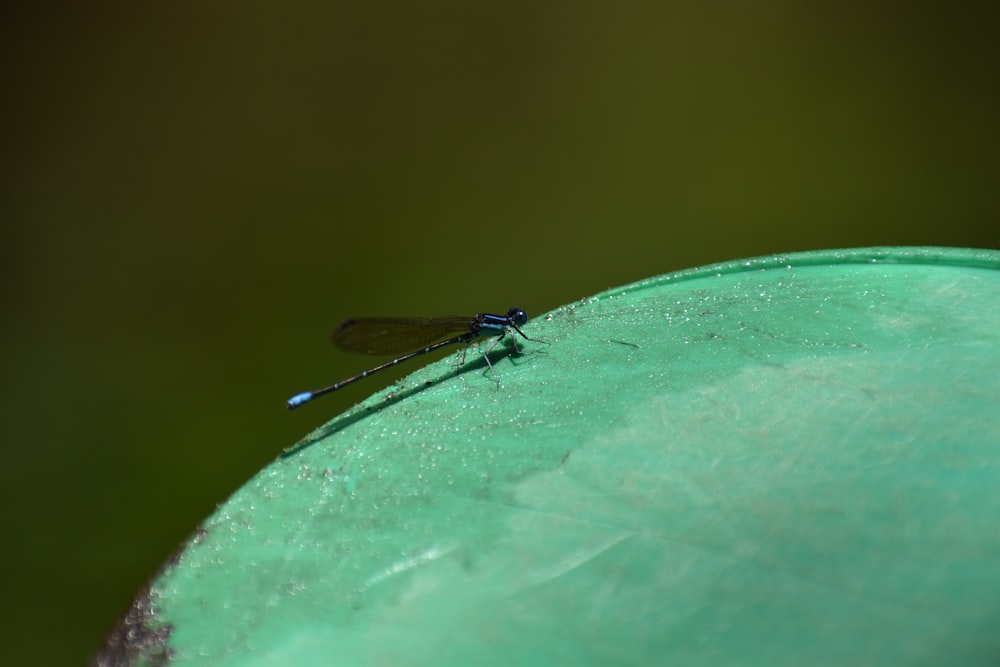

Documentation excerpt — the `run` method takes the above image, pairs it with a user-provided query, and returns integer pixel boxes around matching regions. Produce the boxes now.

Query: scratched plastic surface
[98,247,1000,667]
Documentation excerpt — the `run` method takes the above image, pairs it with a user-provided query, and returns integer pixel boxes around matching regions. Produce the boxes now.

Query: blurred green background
[1,2,997,664]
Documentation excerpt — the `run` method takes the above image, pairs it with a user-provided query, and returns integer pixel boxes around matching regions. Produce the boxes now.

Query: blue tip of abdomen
[286,392,314,410]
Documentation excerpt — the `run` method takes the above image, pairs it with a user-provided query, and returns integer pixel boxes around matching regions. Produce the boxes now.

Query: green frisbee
[96,246,1000,667]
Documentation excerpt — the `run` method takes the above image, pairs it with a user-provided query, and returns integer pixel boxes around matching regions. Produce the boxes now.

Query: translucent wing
[331,316,473,355]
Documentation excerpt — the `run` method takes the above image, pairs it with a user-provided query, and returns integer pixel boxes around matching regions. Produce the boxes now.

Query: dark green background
[2,3,996,664]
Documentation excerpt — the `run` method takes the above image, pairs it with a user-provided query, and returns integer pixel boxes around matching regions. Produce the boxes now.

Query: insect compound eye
[508,307,528,326]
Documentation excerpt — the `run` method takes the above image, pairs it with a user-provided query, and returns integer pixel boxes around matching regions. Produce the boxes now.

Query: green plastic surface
[99,246,1000,666]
